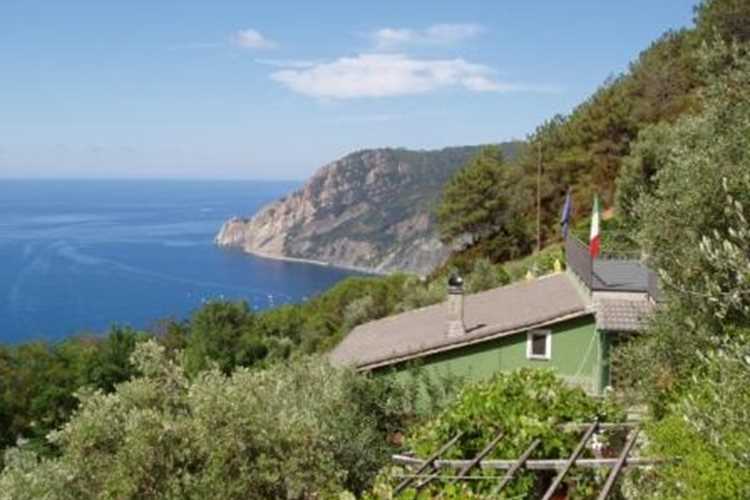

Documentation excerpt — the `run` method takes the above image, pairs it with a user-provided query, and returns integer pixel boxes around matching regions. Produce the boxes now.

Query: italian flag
[589,194,601,258]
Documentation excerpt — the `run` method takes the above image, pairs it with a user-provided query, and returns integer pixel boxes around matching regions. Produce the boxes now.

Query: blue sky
[0,1,697,180]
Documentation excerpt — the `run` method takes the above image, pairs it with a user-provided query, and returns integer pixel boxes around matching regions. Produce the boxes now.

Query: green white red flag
[589,195,601,258]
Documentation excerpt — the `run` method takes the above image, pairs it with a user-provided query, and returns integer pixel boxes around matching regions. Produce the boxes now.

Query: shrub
[0,341,416,499]
[464,258,510,294]
[636,414,750,499]
[631,332,750,499]
[395,277,447,313]
[343,295,380,331]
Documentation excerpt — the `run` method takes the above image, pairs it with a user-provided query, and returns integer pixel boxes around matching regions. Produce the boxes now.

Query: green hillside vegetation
[1,0,750,497]
[437,0,749,262]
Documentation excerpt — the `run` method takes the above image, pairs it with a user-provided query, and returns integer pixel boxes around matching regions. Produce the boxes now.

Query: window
[527,329,551,360]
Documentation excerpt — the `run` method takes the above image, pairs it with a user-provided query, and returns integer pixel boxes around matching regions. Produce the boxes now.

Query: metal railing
[565,235,593,289]
[565,235,662,301]
[599,250,642,260]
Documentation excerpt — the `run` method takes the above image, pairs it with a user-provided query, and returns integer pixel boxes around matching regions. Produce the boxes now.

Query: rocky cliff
[216,143,521,275]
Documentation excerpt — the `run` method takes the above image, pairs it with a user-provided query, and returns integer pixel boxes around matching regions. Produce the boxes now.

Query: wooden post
[395,431,464,495]
[492,438,542,495]
[541,422,599,500]
[596,429,640,500]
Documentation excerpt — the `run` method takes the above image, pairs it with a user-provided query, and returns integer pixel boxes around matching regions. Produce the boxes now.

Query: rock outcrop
[216,143,521,275]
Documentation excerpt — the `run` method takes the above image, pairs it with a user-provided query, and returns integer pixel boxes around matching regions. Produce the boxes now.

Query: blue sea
[0,179,358,344]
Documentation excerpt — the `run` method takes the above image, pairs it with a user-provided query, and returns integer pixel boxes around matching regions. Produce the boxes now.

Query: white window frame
[526,329,552,360]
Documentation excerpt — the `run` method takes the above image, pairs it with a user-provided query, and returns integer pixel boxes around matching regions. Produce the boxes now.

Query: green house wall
[383,315,608,394]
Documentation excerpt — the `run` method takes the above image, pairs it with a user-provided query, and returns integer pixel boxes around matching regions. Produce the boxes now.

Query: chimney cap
[448,274,464,288]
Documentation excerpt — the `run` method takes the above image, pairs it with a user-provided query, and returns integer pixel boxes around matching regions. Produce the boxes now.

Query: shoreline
[231,246,388,276]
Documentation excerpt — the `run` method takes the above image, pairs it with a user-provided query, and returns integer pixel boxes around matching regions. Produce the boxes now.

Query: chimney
[447,275,465,337]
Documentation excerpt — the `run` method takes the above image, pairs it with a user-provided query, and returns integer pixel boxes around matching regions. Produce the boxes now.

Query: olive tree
[0,341,413,499]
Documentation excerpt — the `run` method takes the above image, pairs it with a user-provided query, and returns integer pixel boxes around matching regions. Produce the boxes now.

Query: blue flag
[560,189,572,239]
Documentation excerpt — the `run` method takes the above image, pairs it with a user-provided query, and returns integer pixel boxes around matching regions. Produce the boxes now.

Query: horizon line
[0,176,305,183]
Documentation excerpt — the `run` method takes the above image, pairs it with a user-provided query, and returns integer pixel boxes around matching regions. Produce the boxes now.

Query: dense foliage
[437,146,532,261]
[611,31,750,498]
[370,369,623,499]
[0,342,426,499]
[627,332,750,499]
[615,39,750,400]
[0,327,146,455]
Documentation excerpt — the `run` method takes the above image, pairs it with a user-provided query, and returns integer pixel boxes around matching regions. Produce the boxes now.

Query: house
[330,236,659,394]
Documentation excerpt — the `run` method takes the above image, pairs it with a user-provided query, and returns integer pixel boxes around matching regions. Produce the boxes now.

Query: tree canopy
[0,342,423,499]
[437,146,531,261]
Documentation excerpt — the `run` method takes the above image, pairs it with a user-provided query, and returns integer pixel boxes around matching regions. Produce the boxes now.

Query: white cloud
[372,28,414,49]
[425,23,484,42]
[269,53,555,99]
[255,58,319,68]
[372,23,484,50]
[233,29,277,50]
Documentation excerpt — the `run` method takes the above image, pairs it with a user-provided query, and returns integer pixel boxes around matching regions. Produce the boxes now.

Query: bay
[0,179,358,344]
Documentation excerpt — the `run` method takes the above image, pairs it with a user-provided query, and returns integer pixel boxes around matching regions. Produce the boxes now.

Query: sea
[0,179,359,344]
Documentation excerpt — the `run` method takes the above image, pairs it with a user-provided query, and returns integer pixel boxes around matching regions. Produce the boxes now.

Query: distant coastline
[234,247,384,276]
[213,145,525,276]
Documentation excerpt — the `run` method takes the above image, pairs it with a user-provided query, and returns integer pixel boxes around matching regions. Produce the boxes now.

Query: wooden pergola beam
[450,429,505,483]
[394,431,464,495]
[391,422,661,499]
[560,422,637,431]
[596,428,640,500]
[392,454,668,470]
[542,422,598,500]
[491,438,542,495]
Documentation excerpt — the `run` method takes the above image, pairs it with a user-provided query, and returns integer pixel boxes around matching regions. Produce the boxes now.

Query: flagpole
[536,142,542,253]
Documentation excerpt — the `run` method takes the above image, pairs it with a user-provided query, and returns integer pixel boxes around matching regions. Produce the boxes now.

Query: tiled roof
[595,295,654,332]
[330,272,592,370]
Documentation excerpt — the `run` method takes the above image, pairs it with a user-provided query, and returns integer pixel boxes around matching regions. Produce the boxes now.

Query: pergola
[391,422,669,499]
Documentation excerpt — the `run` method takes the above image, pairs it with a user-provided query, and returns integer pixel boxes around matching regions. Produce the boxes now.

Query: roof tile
[595,296,654,332]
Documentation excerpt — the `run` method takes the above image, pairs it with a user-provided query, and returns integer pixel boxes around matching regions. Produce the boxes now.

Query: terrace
[564,235,660,301]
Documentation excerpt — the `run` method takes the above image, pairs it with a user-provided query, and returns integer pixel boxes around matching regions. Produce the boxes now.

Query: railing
[565,235,593,289]
[565,235,663,301]
[599,250,642,260]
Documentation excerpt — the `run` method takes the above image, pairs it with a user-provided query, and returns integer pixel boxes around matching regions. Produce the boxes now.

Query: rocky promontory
[216,144,521,275]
